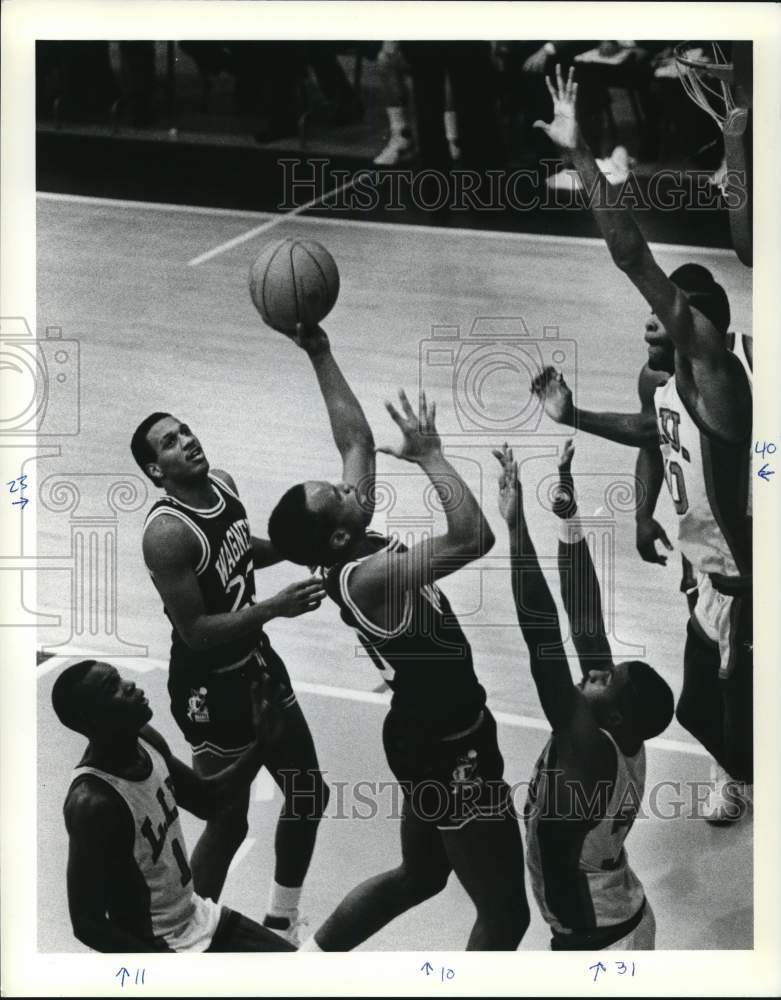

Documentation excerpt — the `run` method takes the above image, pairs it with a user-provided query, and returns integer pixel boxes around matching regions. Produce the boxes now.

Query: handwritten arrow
[420,961,434,976]
[11,496,29,509]
[758,463,775,481]
[115,967,130,987]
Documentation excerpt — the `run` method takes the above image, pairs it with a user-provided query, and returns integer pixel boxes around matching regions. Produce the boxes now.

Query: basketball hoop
[674,41,752,268]
[674,42,734,129]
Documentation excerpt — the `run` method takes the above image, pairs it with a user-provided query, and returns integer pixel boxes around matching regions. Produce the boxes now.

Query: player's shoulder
[210,469,239,496]
[64,773,126,832]
[142,507,202,563]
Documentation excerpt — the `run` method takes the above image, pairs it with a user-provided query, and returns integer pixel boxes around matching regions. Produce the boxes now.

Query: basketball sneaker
[703,761,748,825]
[373,131,416,165]
[264,911,309,948]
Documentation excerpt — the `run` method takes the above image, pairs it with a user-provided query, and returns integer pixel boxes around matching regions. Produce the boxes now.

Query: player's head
[645,264,731,372]
[51,660,152,740]
[579,660,674,743]
[268,480,367,567]
[130,413,209,487]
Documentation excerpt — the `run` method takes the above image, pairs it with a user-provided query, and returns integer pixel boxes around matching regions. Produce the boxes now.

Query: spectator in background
[400,42,503,172]
[373,42,460,166]
[307,42,365,127]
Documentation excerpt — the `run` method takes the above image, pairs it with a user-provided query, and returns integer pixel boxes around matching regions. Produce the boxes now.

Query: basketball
[248,237,340,334]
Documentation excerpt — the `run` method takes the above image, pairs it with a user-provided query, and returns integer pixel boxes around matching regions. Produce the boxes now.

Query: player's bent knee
[397,865,449,905]
[477,895,530,948]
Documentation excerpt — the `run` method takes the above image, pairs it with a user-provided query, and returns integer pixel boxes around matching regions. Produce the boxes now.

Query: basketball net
[674,41,752,268]
[673,42,735,128]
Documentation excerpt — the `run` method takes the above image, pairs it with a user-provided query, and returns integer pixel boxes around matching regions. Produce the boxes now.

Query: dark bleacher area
[36,41,733,247]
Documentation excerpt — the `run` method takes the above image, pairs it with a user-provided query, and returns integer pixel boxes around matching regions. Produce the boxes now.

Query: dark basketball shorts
[687,575,753,684]
[168,641,297,760]
[207,906,295,952]
[382,707,512,831]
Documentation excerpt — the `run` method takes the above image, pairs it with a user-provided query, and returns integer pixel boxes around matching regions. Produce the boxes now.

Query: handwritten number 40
[754,441,776,458]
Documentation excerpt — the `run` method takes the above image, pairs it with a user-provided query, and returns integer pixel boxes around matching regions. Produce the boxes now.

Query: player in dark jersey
[267,322,528,951]
[130,414,328,942]
[495,440,674,949]
[52,658,294,952]
[533,67,753,823]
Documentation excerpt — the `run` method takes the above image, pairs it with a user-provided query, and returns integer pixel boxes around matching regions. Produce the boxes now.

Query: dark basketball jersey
[324,531,486,738]
[67,737,220,951]
[143,474,258,672]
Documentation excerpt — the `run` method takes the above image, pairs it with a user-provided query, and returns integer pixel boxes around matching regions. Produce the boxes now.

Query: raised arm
[65,781,172,952]
[634,365,674,565]
[535,67,750,439]
[553,440,613,673]
[292,323,376,521]
[143,517,325,650]
[348,390,494,609]
[495,445,612,781]
[531,365,658,447]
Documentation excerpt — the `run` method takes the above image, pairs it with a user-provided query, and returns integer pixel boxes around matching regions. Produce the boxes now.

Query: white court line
[186,175,360,266]
[37,190,738,260]
[37,654,707,758]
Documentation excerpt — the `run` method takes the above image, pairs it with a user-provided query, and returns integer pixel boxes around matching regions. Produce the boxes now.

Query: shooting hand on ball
[377,389,442,465]
[291,322,330,357]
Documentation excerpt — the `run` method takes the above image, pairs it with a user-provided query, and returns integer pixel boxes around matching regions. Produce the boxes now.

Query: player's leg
[719,594,753,784]
[553,440,613,669]
[302,797,452,951]
[675,620,725,762]
[190,747,252,902]
[436,711,529,950]
[262,689,330,938]
[206,906,296,952]
[439,812,529,950]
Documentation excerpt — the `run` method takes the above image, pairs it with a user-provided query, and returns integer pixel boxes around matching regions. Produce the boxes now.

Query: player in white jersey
[534,67,753,822]
[495,442,673,949]
[53,659,295,952]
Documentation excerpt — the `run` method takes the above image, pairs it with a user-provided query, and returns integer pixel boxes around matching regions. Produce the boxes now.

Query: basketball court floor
[34,192,753,951]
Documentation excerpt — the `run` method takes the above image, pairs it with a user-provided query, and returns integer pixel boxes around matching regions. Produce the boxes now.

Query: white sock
[386,106,409,135]
[558,514,586,545]
[299,935,323,952]
[443,109,459,142]
[266,881,302,919]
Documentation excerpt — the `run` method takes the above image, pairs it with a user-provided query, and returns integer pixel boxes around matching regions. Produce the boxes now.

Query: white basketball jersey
[525,731,646,936]
[70,738,220,952]
[653,352,752,578]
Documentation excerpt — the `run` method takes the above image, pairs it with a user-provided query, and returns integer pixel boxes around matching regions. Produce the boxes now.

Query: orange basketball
[248,237,340,334]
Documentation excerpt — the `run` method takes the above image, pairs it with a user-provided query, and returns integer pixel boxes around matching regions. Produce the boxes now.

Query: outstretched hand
[533,64,582,153]
[377,389,442,464]
[493,443,522,525]
[531,365,574,425]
